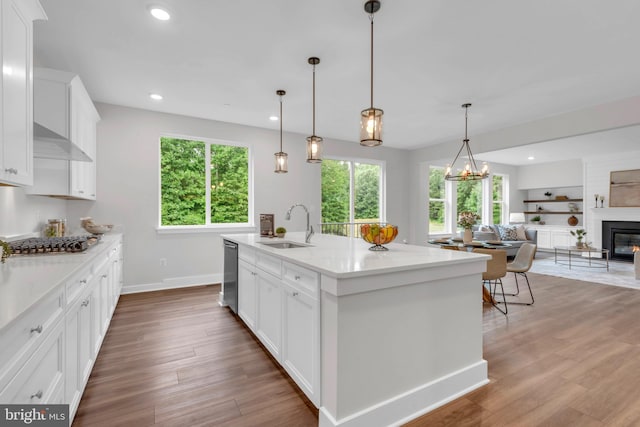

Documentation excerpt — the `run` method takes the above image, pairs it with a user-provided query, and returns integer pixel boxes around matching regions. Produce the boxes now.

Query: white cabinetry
[530,226,578,251]
[233,245,320,406]
[0,236,123,423]
[27,68,100,199]
[0,0,45,186]
[281,261,320,406]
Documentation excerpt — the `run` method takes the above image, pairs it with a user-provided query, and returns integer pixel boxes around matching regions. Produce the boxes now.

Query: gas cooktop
[8,236,100,255]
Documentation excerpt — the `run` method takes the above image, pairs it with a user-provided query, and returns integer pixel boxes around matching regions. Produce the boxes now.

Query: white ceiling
[33,0,640,151]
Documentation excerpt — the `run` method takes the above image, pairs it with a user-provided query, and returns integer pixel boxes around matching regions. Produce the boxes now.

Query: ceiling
[33,0,640,151]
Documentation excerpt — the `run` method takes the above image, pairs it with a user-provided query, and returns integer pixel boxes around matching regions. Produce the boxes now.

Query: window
[321,158,384,231]
[456,179,482,225]
[429,167,446,233]
[492,174,505,224]
[160,136,251,227]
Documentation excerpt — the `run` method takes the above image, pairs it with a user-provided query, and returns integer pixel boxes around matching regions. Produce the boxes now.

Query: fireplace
[602,221,640,262]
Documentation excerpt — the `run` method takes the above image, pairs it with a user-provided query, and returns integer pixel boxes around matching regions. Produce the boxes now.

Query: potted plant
[544,191,552,199]
[275,227,286,238]
[531,215,541,224]
[0,240,11,263]
[457,211,480,244]
[570,229,587,248]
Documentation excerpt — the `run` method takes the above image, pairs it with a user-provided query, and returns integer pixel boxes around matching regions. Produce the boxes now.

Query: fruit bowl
[359,223,398,251]
[80,217,113,235]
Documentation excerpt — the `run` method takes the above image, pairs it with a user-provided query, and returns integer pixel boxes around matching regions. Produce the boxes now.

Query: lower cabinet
[235,245,320,407]
[281,282,320,406]
[238,259,257,331]
[530,226,575,251]
[0,236,123,423]
[256,270,283,359]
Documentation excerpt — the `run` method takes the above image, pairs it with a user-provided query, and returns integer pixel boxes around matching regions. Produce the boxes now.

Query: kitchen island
[221,232,489,427]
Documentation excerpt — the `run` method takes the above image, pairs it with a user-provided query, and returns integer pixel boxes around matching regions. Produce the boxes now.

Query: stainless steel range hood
[33,122,93,162]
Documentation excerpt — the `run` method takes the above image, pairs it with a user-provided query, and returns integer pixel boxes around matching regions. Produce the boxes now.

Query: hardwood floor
[73,273,640,427]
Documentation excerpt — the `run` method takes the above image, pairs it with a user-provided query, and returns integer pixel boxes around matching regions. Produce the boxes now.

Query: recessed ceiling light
[150,7,170,21]
[527,156,535,160]
[269,116,279,121]
[150,93,163,101]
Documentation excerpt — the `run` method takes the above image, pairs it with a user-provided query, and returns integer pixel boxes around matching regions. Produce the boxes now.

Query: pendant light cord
[369,12,374,108]
[279,94,283,152]
[312,63,316,135]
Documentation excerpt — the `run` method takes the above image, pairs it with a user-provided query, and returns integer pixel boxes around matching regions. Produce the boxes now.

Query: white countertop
[222,232,488,279]
[0,234,121,331]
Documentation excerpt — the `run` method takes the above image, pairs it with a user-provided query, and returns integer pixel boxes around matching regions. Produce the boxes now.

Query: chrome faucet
[285,203,314,243]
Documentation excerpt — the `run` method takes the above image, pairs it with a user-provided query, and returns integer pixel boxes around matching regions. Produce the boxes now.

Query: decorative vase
[576,241,584,249]
[276,232,285,238]
[463,228,473,244]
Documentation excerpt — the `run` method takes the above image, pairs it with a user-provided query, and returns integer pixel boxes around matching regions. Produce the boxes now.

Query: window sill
[156,225,257,235]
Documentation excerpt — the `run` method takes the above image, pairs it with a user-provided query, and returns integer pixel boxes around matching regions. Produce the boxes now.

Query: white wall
[64,103,410,292]
[517,159,583,189]
[0,186,67,239]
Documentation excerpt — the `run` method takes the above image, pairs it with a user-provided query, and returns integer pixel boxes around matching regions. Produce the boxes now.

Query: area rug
[530,254,639,289]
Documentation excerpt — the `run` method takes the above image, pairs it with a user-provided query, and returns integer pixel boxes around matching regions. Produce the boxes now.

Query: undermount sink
[260,241,311,249]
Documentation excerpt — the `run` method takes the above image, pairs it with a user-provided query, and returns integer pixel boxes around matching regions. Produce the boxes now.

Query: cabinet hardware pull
[5,168,17,174]
[293,292,299,296]
[30,325,43,334]
[294,275,301,280]
[30,390,43,399]
[102,274,108,279]
[79,190,84,193]
[80,279,87,284]
[82,299,90,307]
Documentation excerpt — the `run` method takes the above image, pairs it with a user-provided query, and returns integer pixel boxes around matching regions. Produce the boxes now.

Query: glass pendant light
[274,90,288,173]
[444,103,489,181]
[360,0,383,147]
[306,57,323,163]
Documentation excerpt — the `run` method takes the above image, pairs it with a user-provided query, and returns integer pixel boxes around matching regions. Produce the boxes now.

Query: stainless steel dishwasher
[223,239,238,313]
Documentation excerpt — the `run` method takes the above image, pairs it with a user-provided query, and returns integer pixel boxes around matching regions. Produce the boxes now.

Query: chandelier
[444,103,489,181]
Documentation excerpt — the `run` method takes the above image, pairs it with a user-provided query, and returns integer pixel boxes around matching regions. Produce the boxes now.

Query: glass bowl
[359,224,398,251]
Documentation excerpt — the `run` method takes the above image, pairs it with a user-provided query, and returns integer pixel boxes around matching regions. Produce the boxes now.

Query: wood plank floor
[73,273,640,427]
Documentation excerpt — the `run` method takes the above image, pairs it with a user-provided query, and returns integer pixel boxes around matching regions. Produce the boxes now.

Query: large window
[321,158,384,226]
[429,167,446,233]
[492,174,504,224]
[456,179,482,222]
[160,136,251,227]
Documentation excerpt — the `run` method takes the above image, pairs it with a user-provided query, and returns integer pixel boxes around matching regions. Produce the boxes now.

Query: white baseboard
[121,273,222,294]
[319,360,488,427]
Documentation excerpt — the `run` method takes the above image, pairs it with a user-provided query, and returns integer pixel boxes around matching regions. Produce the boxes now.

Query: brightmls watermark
[1,405,68,426]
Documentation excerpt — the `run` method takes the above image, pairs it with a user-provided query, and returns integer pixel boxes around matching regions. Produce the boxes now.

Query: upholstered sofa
[472,224,537,257]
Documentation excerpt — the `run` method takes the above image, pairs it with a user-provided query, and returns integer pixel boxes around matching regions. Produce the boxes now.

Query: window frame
[428,166,447,233]
[157,134,254,234]
[322,156,387,225]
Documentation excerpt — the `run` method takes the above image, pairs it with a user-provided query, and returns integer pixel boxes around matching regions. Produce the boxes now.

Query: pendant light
[306,57,323,163]
[274,90,288,173]
[360,0,383,147]
[444,103,489,181]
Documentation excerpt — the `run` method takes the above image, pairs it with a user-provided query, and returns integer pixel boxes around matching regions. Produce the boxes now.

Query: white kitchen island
[221,232,490,427]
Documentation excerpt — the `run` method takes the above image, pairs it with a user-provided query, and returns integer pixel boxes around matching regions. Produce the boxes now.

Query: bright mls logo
[1,405,68,426]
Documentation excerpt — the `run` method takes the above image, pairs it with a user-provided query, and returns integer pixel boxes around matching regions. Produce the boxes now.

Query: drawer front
[0,289,64,390]
[282,261,319,299]
[0,319,64,404]
[66,266,93,306]
[238,245,255,264]
[256,252,281,278]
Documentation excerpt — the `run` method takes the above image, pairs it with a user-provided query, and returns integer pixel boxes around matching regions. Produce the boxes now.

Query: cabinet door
[238,259,257,331]
[256,271,282,359]
[536,229,552,249]
[90,277,104,357]
[282,283,319,406]
[1,0,33,186]
[551,230,571,248]
[65,292,92,417]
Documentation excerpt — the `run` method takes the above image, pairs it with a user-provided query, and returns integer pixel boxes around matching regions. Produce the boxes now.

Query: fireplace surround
[602,221,640,262]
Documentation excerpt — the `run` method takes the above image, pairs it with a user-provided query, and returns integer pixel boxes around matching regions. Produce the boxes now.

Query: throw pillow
[479,225,493,232]
[497,225,518,241]
[515,225,528,241]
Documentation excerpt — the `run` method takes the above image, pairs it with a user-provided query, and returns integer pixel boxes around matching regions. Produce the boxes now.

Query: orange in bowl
[359,224,399,251]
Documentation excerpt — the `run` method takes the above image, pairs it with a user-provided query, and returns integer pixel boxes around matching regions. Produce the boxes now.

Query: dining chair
[506,243,537,305]
[473,248,508,315]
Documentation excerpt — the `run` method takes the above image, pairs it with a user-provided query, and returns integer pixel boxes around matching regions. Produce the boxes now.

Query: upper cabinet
[0,0,46,186]
[27,68,100,200]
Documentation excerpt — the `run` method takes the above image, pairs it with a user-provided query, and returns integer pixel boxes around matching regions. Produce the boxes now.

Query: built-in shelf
[524,211,583,215]
[523,199,583,203]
